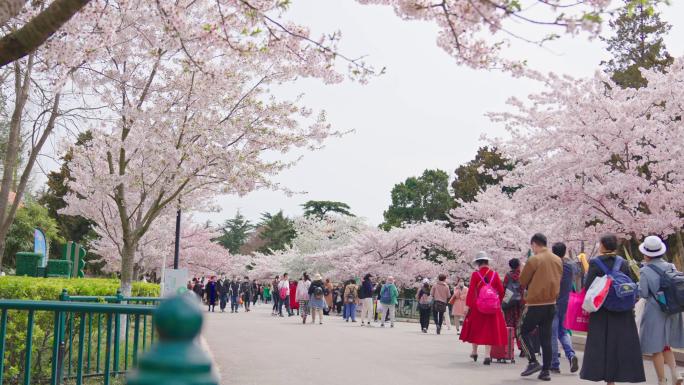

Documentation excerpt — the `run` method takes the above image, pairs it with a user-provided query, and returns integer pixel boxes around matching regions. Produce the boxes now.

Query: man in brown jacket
[518,233,562,381]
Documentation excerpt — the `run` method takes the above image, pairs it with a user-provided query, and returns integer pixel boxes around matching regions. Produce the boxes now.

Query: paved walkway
[203,303,664,385]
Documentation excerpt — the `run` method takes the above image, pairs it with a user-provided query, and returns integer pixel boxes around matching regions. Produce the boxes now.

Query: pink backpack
[476,270,501,314]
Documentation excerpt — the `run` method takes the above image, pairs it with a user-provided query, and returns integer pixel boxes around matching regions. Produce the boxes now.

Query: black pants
[219,294,228,311]
[517,305,556,371]
[433,310,444,329]
[419,307,431,330]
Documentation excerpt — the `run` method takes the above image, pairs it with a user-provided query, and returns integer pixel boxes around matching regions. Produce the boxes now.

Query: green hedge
[0,276,159,300]
[0,277,159,384]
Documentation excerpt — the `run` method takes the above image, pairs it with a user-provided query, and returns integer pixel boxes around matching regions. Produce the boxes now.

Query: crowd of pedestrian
[187,232,684,385]
[188,275,271,313]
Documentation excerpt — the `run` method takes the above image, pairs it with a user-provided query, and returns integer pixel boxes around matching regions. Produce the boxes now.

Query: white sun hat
[473,251,491,263]
[639,235,667,258]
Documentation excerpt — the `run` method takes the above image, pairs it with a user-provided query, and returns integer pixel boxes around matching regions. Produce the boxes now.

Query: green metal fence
[0,293,158,385]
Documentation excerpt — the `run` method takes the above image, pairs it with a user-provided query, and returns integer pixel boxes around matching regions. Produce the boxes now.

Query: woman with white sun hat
[638,235,684,385]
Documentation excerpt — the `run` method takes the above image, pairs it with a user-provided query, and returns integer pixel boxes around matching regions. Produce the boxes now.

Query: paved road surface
[203,303,664,385]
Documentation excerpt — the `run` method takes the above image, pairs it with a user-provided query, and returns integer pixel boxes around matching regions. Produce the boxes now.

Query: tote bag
[564,289,589,332]
[583,275,612,313]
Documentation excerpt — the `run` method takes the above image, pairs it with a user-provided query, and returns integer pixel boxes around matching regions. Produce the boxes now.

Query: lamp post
[173,207,181,269]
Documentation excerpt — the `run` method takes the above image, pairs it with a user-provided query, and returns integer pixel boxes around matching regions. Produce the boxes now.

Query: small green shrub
[0,277,159,384]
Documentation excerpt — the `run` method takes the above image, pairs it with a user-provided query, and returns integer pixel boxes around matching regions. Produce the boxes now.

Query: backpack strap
[476,270,492,288]
[593,257,611,276]
[612,256,623,273]
[646,263,666,276]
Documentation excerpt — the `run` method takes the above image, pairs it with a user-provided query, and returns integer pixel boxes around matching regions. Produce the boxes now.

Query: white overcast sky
[199,1,684,226]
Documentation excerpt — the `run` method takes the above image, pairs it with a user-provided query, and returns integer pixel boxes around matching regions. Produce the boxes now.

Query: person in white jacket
[296,273,312,324]
[278,273,293,317]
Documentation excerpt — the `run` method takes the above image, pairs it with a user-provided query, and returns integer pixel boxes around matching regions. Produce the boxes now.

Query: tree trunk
[120,240,137,297]
[0,0,92,67]
[674,230,684,272]
[0,58,32,267]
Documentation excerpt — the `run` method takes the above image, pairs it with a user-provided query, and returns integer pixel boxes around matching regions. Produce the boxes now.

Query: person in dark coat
[242,276,252,312]
[192,277,204,300]
[217,276,230,312]
[580,234,645,384]
[230,278,241,313]
[206,276,218,312]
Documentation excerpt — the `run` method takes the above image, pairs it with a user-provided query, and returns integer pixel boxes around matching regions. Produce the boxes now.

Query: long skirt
[580,309,645,383]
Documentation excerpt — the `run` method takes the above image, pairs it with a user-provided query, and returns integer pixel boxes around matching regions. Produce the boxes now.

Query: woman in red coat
[459,251,508,365]
[289,280,299,312]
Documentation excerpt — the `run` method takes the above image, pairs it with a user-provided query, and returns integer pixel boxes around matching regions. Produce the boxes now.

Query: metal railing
[396,298,420,319]
[0,291,158,385]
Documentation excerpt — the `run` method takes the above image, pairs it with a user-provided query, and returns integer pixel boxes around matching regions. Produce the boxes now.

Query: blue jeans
[231,295,239,312]
[343,303,357,321]
[551,302,575,369]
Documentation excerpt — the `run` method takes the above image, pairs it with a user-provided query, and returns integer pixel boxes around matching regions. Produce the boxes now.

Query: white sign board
[162,268,188,297]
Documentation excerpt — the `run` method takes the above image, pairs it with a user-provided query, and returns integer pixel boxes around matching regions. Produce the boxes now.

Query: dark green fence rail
[0,294,158,385]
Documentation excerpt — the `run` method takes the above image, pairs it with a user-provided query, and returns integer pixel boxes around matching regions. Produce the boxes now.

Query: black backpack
[501,273,522,309]
[314,286,324,299]
[647,264,684,315]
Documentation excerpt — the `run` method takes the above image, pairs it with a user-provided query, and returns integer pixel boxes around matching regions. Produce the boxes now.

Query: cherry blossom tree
[59,0,368,295]
[93,214,237,277]
[1,0,631,69]
[359,0,613,69]
[241,217,468,285]
[456,58,684,263]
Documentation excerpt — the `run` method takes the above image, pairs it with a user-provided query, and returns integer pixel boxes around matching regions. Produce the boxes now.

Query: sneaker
[538,371,551,381]
[346,319,349,322]
[483,358,492,366]
[521,362,542,377]
[570,356,579,373]
[381,323,385,327]
[550,368,561,374]
[422,328,427,333]
[390,323,394,328]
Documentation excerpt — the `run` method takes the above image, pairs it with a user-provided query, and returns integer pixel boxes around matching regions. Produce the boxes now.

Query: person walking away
[580,234,645,385]
[333,284,344,315]
[374,280,384,322]
[359,274,375,326]
[271,275,280,316]
[296,273,312,324]
[343,279,359,322]
[639,236,684,385]
[206,276,218,312]
[218,276,229,312]
[380,277,399,328]
[192,278,204,299]
[309,274,327,324]
[263,282,270,304]
[290,280,300,316]
[230,278,241,313]
[252,280,259,306]
[449,278,468,334]
[550,243,578,374]
[503,258,525,356]
[417,279,432,333]
[431,273,451,335]
[518,233,562,381]
[278,274,293,317]
[242,276,252,312]
[324,278,334,315]
[460,252,507,365]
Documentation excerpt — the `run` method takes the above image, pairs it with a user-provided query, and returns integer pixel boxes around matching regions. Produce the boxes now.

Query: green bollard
[126,293,218,385]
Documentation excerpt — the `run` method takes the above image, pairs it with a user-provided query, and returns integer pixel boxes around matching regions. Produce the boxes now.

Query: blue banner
[34,228,47,267]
